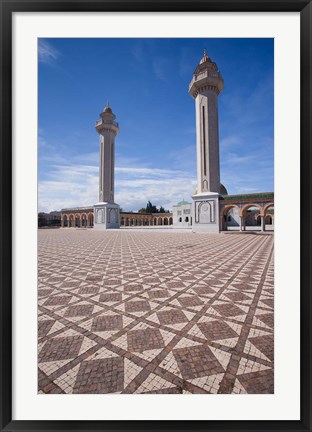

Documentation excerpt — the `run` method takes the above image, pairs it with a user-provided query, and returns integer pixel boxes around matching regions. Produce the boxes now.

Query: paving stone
[38,320,55,338]
[198,320,238,341]
[125,300,151,313]
[38,230,274,394]
[92,315,123,332]
[73,357,124,393]
[127,328,164,352]
[173,345,224,380]
[148,289,170,299]
[64,304,94,317]
[78,286,100,295]
[39,335,84,362]
[178,296,204,307]
[157,309,188,325]
[44,295,72,306]
[212,303,246,317]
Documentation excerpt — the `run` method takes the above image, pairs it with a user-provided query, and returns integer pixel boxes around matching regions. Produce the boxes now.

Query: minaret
[96,102,119,203]
[93,102,120,229]
[189,50,224,232]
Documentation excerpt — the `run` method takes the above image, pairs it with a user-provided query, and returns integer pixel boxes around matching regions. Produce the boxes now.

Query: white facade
[94,202,120,230]
[172,201,192,227]
[191,192,220,233]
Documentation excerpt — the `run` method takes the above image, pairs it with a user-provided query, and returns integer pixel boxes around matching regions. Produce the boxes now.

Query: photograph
[37,37,275,395]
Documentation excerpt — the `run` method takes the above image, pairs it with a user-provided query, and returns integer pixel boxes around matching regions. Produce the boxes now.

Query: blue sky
[38,38,274,212]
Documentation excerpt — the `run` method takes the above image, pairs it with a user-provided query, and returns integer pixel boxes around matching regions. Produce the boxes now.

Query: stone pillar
[261,215,265,232]
[94,103,120,230]
[61,218,64,228]
[240,216,244,232]
[189,51,224,233]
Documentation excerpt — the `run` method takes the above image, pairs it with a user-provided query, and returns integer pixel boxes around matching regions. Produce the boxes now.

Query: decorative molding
[195,199,216,224]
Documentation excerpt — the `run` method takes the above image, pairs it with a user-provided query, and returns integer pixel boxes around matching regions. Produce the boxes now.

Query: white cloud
[116,166,186,178]
[221,160,274,195]
[220,135,242,150]
[167,145,196,172]
[38,154,196,212]
[222,152,253,166]
[38,40,60,64]
[72,152,99,165]
[38,128,56,151]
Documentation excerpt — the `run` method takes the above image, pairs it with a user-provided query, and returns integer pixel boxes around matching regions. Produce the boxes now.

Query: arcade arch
[264,204,274,231]
[81,213,87,227]
[221,205,240,231]
[62,215,68,227]
[69,214,74,228]
[87,213,93,227]
[220,201,274,232]
[241,204,261,231]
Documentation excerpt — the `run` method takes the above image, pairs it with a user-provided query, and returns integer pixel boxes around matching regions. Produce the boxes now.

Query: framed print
[1,1,311,431]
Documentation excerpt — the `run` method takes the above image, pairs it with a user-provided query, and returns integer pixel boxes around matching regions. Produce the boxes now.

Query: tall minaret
[189,51,224,232]
[96,102,119,203]
[94,102,120,229]
[189,49,224,194]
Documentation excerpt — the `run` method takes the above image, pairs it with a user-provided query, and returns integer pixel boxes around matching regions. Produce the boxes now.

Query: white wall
[173,203,192,227]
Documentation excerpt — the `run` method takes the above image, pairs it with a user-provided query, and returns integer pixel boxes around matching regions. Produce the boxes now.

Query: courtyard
[38,229,274,394]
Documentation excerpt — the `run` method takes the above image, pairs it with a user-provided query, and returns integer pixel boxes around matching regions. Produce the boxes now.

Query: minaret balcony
[95,119,119,134]
[189,71,224,98]
[96,119,119,127]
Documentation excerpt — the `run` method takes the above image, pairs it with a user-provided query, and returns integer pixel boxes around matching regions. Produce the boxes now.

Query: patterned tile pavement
[38,230,274,394]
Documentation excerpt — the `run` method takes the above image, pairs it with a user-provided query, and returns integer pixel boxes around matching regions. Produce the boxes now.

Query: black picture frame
[1,1,311,431]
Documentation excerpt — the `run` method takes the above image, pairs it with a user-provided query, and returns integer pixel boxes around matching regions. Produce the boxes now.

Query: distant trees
[38,211,61,228]
[138,201,169,214]
[38,212,47,227]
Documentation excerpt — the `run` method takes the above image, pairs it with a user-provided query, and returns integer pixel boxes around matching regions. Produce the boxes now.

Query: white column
[240,216,244,231]
[261,215,265,232]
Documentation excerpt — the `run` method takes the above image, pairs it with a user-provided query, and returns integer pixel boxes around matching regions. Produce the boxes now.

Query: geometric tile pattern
[197,320,238,341]
[127,328,164,352]
[38,230,274,394]
[73,357,124,393]
[157,309,188,325]
[64,304,94,317]
[38,335,84,362]
[174,345,225,380]
[92,315,123,332]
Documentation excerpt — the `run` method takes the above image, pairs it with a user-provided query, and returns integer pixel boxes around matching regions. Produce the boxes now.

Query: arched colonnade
[221,202,274,232]
[61,211,173,228]
[61,212,94,228]
[120,215,173,227]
